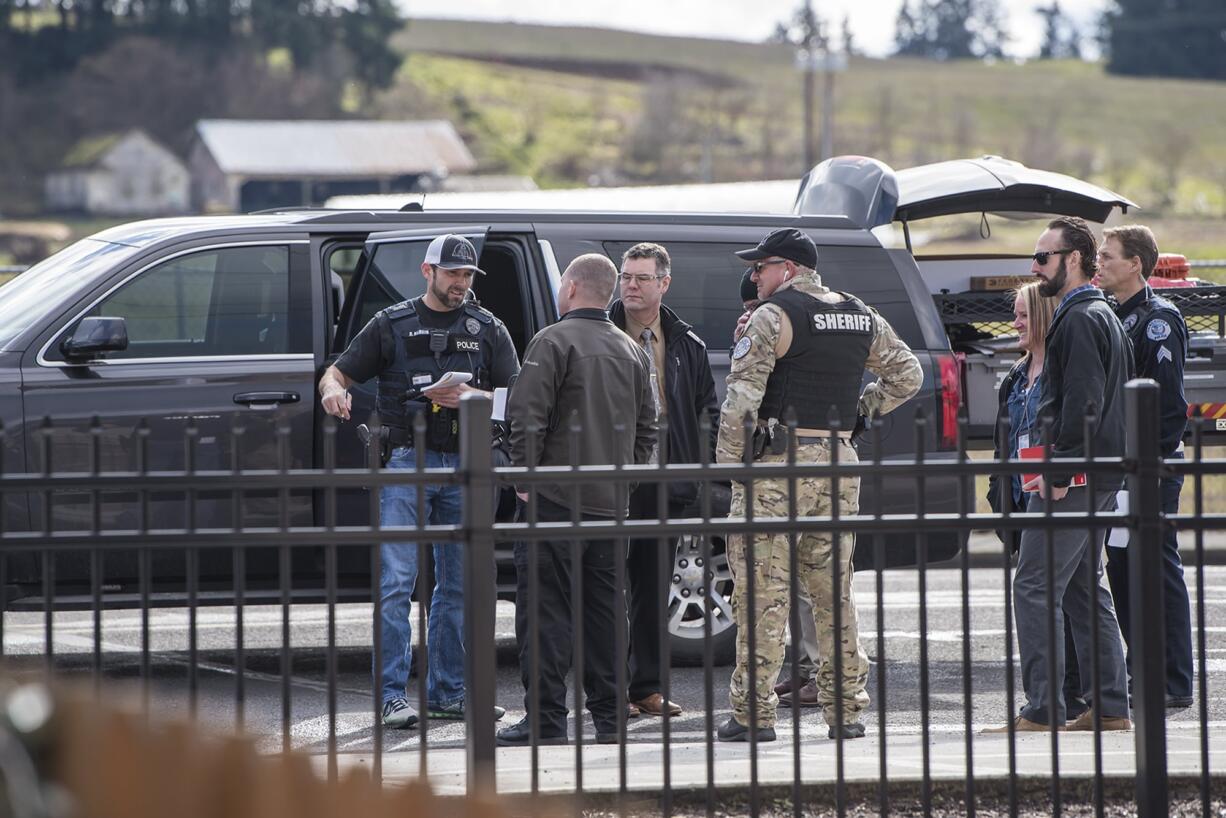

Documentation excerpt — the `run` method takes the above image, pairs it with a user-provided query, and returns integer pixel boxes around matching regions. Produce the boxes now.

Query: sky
[395,0,1110,60]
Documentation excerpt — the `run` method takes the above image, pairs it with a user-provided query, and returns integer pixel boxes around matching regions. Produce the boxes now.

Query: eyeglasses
[749,259,789,274]
[1031,249,1073,265]
[618,273,665,284]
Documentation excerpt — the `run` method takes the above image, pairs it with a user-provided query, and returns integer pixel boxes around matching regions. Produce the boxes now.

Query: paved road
[7,561,1224,794]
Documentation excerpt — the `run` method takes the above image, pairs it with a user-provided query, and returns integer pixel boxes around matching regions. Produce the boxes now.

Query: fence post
[1125,379,1167,818]
[459,393,496,796]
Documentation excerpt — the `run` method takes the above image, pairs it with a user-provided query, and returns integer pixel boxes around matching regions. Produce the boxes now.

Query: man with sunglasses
[715,227,922,742]
[608,242,719,719]
[987,216,1133,734]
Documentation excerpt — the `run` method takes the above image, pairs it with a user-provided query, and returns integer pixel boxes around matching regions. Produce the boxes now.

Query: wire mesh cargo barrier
[0,380,1220,817]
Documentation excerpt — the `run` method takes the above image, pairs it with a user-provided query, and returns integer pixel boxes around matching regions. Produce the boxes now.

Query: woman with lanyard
[987,281,1058,544]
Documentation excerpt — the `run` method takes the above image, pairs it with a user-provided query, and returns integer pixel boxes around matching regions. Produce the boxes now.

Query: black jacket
[986,359,1027,549]
[1116,285,1187,456]
[1037,287,1133,489]
[610,300,719,508]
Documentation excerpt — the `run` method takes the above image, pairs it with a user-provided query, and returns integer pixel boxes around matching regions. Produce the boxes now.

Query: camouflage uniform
[717,271,922,729]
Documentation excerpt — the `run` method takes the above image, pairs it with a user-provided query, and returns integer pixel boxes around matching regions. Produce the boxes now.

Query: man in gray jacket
[497,253,657,746]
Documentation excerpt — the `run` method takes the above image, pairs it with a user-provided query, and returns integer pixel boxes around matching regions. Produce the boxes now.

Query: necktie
[640,328,661,465]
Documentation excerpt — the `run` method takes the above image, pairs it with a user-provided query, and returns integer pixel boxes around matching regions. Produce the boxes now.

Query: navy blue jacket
[1116,285,1188,457]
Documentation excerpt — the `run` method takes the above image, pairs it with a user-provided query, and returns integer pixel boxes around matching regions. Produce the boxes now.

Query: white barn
[45,130,190,216]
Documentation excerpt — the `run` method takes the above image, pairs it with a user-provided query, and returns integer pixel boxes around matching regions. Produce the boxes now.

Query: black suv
[0,160,969,662]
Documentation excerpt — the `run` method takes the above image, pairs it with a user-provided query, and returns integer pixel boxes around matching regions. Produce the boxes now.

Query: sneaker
[496,717,567,746]
[982,715,1062,734]
[1166,695,1194,710]
[1067,710,1131,731]
[716,717,776,743]
[427,700,507,721]
[382,697,419,729]
[828,722,866,739]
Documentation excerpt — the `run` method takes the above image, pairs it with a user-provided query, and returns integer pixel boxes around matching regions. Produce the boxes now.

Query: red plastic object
[936,352,963,451]
[1153,253,1189,279]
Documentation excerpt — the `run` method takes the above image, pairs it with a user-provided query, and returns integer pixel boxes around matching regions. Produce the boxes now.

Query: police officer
[1093,224,1193,709]
[318,234,520,728]
[715,228,922,742]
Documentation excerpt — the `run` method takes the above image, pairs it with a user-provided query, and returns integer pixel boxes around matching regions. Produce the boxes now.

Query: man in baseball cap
[734,227,819,270]
[424,233,487,275]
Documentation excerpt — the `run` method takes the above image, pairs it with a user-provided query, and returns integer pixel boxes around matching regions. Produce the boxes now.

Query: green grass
[392,19,1226,216]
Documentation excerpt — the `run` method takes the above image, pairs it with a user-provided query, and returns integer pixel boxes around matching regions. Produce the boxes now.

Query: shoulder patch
[384,300,414,321]
[686,329,706,348]
[1146,318,1171,341]
[462,302,493,323]
[732,336,752,360]
[1122,313,1138,332]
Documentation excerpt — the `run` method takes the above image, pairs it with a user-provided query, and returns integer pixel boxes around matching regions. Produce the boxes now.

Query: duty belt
[794,433,855,444]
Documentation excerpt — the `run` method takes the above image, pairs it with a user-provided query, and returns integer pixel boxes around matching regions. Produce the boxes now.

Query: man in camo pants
[716,228,922,742]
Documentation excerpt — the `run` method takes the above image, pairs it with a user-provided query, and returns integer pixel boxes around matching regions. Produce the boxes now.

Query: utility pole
[820,49,837,161]
[793,1,846,168]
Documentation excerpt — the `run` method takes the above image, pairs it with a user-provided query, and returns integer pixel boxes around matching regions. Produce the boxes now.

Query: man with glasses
[715,227,921,742]
[1084,225,1193,711]
[986,217,1132,733]
[319,234,519,729]
[609,242,719,719]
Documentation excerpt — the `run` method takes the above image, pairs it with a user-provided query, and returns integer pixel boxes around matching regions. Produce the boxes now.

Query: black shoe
[595,731,620,744]
[1167,695,1194,709]
[496,717,567,747]
[428,700,507,721]
[716,717,776,743]
[828,722,866,739]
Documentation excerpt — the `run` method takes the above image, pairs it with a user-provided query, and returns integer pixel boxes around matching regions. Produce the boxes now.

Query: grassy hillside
[389,19,1226,217]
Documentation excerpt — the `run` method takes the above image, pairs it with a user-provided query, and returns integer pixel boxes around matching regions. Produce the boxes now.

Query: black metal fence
[0,379,1220,817]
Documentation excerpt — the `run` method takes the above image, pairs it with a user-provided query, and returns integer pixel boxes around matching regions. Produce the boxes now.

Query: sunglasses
[749,258,789,274]
[1031,248,1073,265]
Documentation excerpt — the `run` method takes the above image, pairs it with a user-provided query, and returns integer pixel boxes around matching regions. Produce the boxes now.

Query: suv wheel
[666,534,735,666]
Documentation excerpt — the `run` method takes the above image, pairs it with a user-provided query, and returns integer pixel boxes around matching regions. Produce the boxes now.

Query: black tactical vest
[375,297,495,452]
[760,287,873,430]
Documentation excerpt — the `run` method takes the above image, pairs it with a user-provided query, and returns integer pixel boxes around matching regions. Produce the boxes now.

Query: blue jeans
[375,447,465,708]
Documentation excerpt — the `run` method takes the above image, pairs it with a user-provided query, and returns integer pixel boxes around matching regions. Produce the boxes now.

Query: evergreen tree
[1106,0,1226,80]
[893,0,1009,60]
[1035,1,1081,59]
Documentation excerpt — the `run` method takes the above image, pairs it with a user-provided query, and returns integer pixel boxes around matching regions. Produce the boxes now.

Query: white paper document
[420,371,473,393]
[1107,490,1129,549]
[491,387,508,422]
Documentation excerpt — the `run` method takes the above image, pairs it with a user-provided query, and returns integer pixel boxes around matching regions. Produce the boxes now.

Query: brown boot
[779,679,820,708]
[1067,710,1132,732]
[982,715,1064,734]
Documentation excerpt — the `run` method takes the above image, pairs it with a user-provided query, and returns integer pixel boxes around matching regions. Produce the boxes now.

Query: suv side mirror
[61,316,129,360]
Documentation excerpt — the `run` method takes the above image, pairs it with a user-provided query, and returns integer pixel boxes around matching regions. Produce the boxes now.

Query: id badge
[1018,433,1030,450]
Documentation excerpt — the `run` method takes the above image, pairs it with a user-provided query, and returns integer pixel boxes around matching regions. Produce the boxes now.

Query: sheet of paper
[1107,490,1129,548]
[420,371,473,393]
[491,387,508,422]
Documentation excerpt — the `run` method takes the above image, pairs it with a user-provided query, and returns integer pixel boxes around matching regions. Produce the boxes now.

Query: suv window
[79,245,308,359]
[603,241,924,350]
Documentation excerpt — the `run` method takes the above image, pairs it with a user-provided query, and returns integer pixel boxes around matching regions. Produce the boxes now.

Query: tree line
[0,0,403,90]
[885,0,1224,80]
